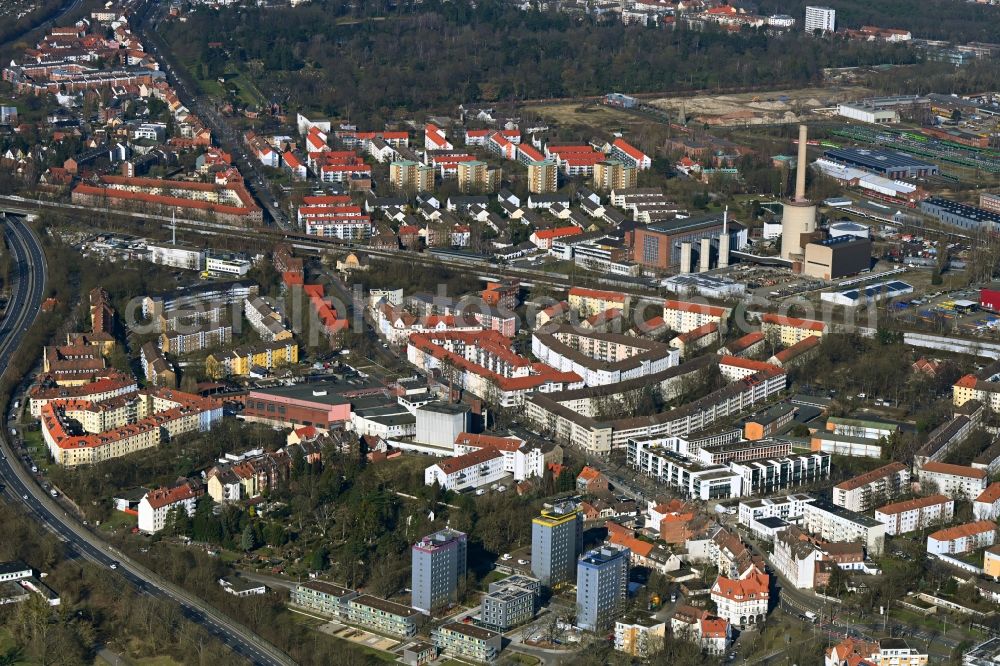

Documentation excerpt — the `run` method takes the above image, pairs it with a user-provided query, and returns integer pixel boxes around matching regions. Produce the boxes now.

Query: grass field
[524,102,654,134]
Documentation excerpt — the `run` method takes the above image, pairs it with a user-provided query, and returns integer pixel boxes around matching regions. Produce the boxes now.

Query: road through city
[0,214,295,666]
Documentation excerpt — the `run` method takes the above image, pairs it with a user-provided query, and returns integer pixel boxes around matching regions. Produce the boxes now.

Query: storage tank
[781,124,818,260]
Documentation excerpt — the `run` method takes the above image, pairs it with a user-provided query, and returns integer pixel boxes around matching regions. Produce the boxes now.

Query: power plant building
[802,236,873,280]
[627,216,746,272]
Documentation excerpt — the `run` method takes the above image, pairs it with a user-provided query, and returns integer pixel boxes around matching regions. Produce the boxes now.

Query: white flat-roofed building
[147,243,204,271]
[875,494,954,535]
[205,251,252,276]
[802,499,886,556]
[738,494,815,528]
[804,5,835,33]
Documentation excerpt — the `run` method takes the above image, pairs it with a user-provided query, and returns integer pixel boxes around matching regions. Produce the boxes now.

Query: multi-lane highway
[0,215,294,666]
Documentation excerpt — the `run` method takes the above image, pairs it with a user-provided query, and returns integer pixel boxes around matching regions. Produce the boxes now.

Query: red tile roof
[432,447,504,475]
[921,461,987,479]
[761,313,826,332]
[876,494,950,516]
[928,519,996,542]
[663,299,728,318]
[569,287,627,302]
[834,462,908,492]
[532,227,583,241]
[975,482,1000,505]
[711,571,769,601]
[455,432,524,453]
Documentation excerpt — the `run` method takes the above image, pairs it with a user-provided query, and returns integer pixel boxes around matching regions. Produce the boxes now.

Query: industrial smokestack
[719,205,729,268]
[795,124,808,202]
[700,237,711,272]
[680,242,692,275]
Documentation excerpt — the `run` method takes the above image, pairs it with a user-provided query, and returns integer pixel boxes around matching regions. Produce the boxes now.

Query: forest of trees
[160,0,922,123]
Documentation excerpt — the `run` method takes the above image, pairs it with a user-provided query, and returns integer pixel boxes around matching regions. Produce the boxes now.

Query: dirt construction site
[647,85,873,126]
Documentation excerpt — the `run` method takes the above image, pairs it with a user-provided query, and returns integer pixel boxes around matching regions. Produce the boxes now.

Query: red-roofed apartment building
[710,570,769,628]
[918,461,988,500]
[670,606,733,657]
[529,226,582,250]
[974,483,1000,521]
[568,287,629,317]
[406,330,582,407]
[425,123,453,151]
[760,313,827,346]
[454,432,545,480]
[424,447,505,491]
[610,138,651,170]
[927,519,997,555]
[138,479,203,533]
[662,299,729,333]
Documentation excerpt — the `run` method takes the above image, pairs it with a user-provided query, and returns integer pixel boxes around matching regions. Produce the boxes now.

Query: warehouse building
[822,148,939,179]
[920,197,1000,234]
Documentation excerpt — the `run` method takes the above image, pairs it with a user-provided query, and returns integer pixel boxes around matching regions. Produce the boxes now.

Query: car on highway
[22,494,27,500]
[109,562,119,570]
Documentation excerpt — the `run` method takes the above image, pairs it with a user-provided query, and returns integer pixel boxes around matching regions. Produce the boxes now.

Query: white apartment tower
[804,6,836,33]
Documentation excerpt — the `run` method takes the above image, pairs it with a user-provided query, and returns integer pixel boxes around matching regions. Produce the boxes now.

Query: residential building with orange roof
[454,432,545,481]
[576,466,609,493]
[760,313,827,346]
[670,322,719,355]
[833,461,911,513]
[928,519,997,555]
[975,482,1000,521]
[424,123,453,151]
[138,479,204,533]
[919,461,988,499]
[719,331,765,358]
[406,330,582,407]
[71,175,262,227]
[710,570,769,628]
[768,335,821,368]
[424,447,505,491]
[874,494,953,535]
[662,299,729,333]
[40,387,222,467]
[953,360,1000,411]
[718,355,781,382]
[529,226,583,250]
[567,287,629,317]
[609,138,651,170]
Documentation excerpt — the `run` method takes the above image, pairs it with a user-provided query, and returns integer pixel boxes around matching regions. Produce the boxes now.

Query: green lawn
[20,429,52,473]
[479,570,507,590]
[99,510,138,533]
